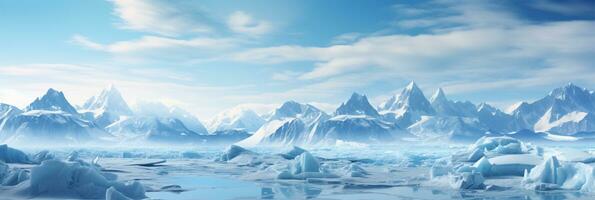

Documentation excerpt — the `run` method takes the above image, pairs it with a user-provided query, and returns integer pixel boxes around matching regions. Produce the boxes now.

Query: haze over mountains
[0,82,594,146]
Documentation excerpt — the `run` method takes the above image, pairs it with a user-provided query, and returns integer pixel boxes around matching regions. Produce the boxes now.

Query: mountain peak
[26,88,78,114]
[83,85,132,115]
[430,88,447,103]
[405,81,418,91]
[335,92,379,116]
[379,81,435,116]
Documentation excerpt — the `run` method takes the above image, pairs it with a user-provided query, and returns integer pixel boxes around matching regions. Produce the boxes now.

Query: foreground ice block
[522,156,595,193]
[18,159,146,199]
[450,172,485,189]
[217,145,253,162]
[0,144,31,164]
[277,151,335,180]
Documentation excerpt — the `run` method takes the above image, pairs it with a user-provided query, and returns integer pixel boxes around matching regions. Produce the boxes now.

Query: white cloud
[71,35,236,61]
[227,11,272,36]
[271,70,301,81]
[110,0,212,36]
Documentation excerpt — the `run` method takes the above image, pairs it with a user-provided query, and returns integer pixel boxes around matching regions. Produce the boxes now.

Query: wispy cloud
[227,11,272,36]
[110,0,213,36]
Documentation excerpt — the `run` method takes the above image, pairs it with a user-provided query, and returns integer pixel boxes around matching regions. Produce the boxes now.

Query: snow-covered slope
[134,101,208,134]
[510,83,595,134]
[379,81,435,127]
[25,88,78,114]
[105,116,202,143]
[238,101,328,146]
[208,106,265,133]
[268,101,329,125]
[430,88,476,117]
[0,110,108,144]
[408,116,487,140]
[1,89,109,144]
[80,85,133,128]
[313,115,405,144]
[0,103,21,123]
[335,93,380,117]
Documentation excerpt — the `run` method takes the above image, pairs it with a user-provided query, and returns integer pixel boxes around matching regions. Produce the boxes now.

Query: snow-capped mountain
[1,89,109,144]
[476,103,519,133]
[25,88,78,114]
[0,110,108,144]
[105,116,202,143]
[208,106,265,133]
[335,93,380,117]
[80,85,133,128]
[268,101,330,125]
[133,101,208,134]
[510,83,595,135]
[237,101,327,146]
[408,116,487,140]
[0,103,21,122]
[313,115,405,144]
[379,81,435,127]
[240,94,409,146]
[430,88,476,117]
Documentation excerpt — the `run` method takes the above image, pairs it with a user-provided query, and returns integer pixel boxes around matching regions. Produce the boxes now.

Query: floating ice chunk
[522,156,595,193]
[279,146,306,160]
[21,159,145,199]
[450,172,485,190]
[470,136,522,152]
[488,154,542,176]
[66,151,80,162]
[0,144,31,164]
[491,142,522,154]
[2,168,29,186]
[31,150,54,164]
[0,162,29,186]
[472,157,491,176]
[467,148,485,162]
[217,145,254,162]
[180,151,201,159]
[105,186,132,200]
[454,136,529,162]
[343,163,369,177]
[277,152,335,180]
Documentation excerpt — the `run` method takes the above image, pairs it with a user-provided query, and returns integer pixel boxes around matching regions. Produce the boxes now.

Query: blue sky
[1,0,594,120]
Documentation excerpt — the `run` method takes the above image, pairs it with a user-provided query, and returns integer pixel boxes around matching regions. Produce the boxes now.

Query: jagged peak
[430,88,447,103]
[405,81,418,91]
[335,92,378,116]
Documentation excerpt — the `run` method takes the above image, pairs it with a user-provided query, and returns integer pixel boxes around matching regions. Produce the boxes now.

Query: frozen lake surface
[2,140,595,200]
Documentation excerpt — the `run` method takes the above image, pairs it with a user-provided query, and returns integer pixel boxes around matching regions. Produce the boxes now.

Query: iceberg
[343,163,369,177]
[217,145,254,162]
[277,152,335,180]
[522,156,595,192]
[449,172,485,190]
[279,146,306,160]
[0,162,29,186]
[0,144,31,164]
[16,159,145,199]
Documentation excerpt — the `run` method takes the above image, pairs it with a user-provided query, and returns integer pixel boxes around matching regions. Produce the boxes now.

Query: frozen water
[0,140,593,200]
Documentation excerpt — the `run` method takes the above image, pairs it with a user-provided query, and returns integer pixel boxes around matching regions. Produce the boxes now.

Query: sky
[0,0,594,121]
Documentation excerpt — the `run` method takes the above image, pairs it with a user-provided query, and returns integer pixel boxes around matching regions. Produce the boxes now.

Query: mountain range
[0,82,593,145]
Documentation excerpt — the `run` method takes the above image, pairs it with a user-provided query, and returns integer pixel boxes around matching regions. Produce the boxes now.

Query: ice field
[0,137,594,200]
